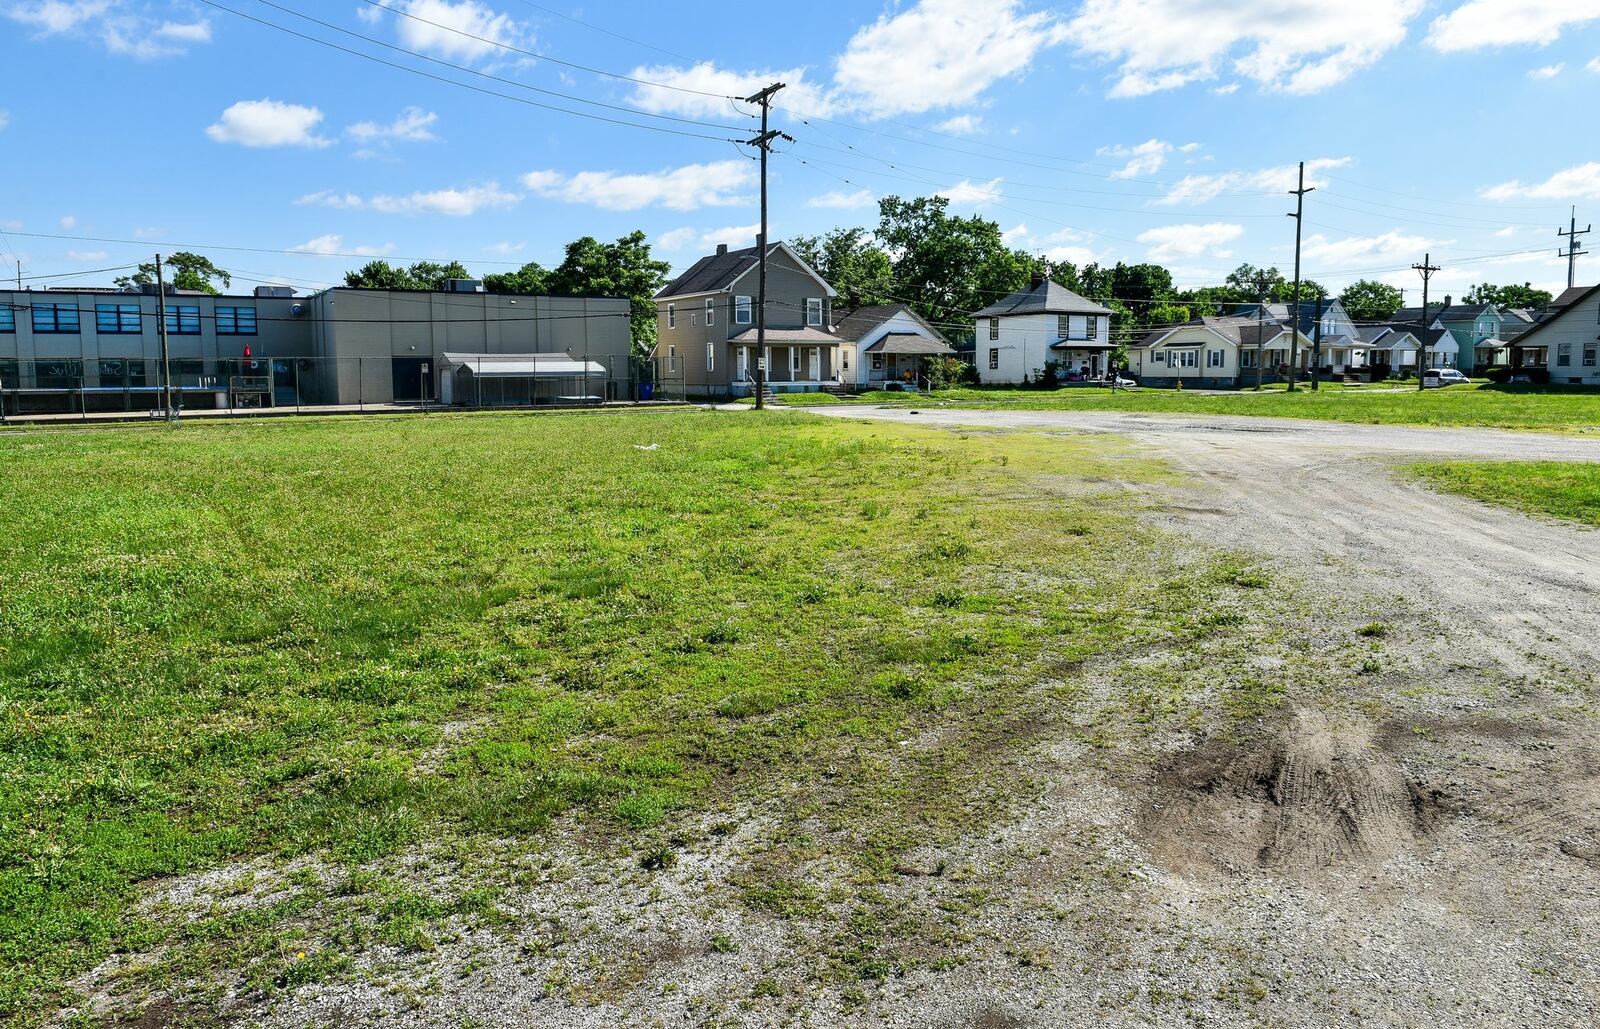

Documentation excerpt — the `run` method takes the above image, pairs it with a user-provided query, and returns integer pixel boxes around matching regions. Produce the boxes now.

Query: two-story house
[1394,299,1502,372]
[651,240,838,398]
[972,276,1114,384]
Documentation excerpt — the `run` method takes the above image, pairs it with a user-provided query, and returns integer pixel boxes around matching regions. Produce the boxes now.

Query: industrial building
[0,280,635,416]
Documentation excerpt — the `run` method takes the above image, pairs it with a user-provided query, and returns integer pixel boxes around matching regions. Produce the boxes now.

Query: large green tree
[1464,281,1554,311]
[789,228,895,308]
[1339,279,1404,322]
[114,252,231,294]
[1225,263,1285,299]
[545,231,670,357]
[481,262,551,295]
[342,260,471,291]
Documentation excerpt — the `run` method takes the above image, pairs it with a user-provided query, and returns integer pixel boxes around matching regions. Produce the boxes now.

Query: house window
[1207,349,1224,368]
[1153,350,1165,364]
[806,298,823,326]
[705,298,716,326]
[1087,316,1100,340]
[32,303,81,334]
[0,304,13,332]
[216,307,257,335]
[667,345,677,372]
[165,306,201,335]
[95,303,142,334]
[872,354,884,370]
[706,342,715,372]
[843,352,850,370]
[1173,350,1198,368]
[1558,344,1572,367]
[989,317,999,341]
[1058,314,1070,339]
[1241,349,1256,368]
[690,312,698,327]
[667,304,675,329]
[988,348,999,370]
[1586,347,1597,368]
[735,295,752,325]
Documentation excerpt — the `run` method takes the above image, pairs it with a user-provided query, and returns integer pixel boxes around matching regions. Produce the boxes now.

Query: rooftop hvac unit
[254,285,296,298]
[446,278,485,293]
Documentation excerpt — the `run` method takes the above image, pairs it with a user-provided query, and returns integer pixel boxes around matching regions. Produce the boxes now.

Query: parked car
[1094,373,1138,389]
[1421,368,1471,389]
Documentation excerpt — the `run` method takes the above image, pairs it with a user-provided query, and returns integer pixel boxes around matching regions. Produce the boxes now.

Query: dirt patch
[1143,708,1445,877]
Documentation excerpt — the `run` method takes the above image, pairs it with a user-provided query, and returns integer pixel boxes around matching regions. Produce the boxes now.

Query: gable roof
[972,278,1112,318]
[1135,315,1290,349]
[1393,303,1496,324]
[1505,283,1600,348]
[863,332,956,355]
[655,241,835,301]
[830,303,950,345]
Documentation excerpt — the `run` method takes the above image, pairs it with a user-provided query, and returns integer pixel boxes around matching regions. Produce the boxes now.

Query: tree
[789,228,895,307]
[1464,282,1554,311]
[481,261,550,295]
[1339,279,1404,322]
[1178,284,1248,317]
[1272,278,1326,304]
[114,252,231,294]
[875,195,1039,342]
[1225,263,1284,298]
[342,260,471,291]
[545,231,670,357]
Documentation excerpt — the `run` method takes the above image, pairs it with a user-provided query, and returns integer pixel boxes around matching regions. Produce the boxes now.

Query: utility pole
[1285,161,1314,392]
[743,82,791,412]
[1412,253,1440,392]
[155,253,175,421]
[1559,206,1591,290]
[1251,271,1275,391]
[1311,291,1324,392]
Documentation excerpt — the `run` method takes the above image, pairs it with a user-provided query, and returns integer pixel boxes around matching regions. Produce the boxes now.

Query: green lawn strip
[893,384,1600,433]
[0,409,1278,1017]
[1408,460,1600,527]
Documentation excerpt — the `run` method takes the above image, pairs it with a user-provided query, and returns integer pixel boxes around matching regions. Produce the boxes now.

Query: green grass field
[0,409,1295,1018]
[846,384,1600,433]
[1411,461,1600,526]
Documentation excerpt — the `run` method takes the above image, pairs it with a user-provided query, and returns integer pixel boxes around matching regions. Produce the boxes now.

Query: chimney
[716,243,728,257]
[847,287,861,309]
[1030,271,1046,288]
[1443,295,1451,309]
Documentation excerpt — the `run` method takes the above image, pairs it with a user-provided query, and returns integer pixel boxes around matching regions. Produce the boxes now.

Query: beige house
[1129,316,1308,387]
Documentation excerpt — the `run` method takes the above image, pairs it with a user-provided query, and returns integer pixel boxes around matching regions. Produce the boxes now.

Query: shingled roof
[972,278,1111,318]
[829,303,950,345]
[655,241,837,301]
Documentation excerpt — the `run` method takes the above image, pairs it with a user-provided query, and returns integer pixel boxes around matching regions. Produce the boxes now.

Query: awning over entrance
[728,327,839,346]
[1048,340,1115,351]
[441,353,607,377]
[863,332,955,356]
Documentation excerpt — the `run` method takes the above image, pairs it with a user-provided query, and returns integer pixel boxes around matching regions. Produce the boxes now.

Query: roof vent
[716,243,729,257]
[253,285,296,298]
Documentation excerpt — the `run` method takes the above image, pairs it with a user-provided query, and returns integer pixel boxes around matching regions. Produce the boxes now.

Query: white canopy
[442,353,606,378]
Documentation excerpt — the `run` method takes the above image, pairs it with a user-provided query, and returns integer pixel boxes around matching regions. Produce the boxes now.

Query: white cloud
[206,99,332,148]
[935,114,982,135]
[1070,0,1425,97]
[6,3,211,58]
[388,0,521,63]
[806,189,876,209]
[1136,222,1244,261]
[700,225,760,250]
[288,234,393,257]
[1212,82,1240,95]
[1481,162,1600,201]
[295,190,365,209]
[60,215,76,229]
[1589,56,1600,73]
[370,182,521,216]
[67,249,108,261]
[483,241,525,255]
[1528,62,1564,79]
[1002,224,1102,266]
[626,63,838,119]
[520,161,753,211]
[1301,229,1434,267]
[1099,139,1173,179]
[1427,0,1600,52]
[154,20,210,43]
[656,227,700,251]
[1494,225,1518,238]
[834,0,1070,115]
[5,0,113,34]
[347,106,439,143]
[1156,156,1351,204]
[938,177,1004,207]
[132,226,165,239]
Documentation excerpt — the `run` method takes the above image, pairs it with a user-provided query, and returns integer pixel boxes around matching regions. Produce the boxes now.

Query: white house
[829,304,954,389]
[973,276,1114,384]
[1508,283,1599,384]
[1128,316,1306,387]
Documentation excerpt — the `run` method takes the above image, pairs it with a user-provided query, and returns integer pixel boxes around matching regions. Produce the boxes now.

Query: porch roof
[728,327,839,345]
[441,353,605,377]
[1049,339,1116,351]
[863,332,955,355]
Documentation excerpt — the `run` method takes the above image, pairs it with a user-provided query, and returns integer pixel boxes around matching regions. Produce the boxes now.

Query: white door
[809,348,821,380]
[736,346,748,381]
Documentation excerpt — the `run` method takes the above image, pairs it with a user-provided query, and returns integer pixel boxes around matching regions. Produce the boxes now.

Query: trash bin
[639,383,654,401]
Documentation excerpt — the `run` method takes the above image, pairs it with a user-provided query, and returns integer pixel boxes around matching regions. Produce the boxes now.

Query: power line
[194,0,743,142]
[1559,207,1591,289]
[501,0,699,64]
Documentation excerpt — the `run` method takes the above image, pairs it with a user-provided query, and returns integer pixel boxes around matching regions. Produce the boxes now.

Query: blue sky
[3,0,1599,304]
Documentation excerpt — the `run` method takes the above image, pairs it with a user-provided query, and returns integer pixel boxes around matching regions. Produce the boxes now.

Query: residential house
[1231,299,1369,378]
[1507,284,1600,385]
[829,304,954,390]
[1393,298,1502,371]
[1128,315,1307,387]
[652,240,838,398]
[1360,324,1461,376]
[972,275,1114,384]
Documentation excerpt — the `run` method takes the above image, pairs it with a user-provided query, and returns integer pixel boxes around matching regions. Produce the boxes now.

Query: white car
[1421,368,1471,389]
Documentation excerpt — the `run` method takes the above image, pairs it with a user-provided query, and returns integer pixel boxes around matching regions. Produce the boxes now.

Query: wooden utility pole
[155,254,174,421]
[743,83,790,411]
[1285,161,1314,391]
[1412,253,1440,392]
[1559,206,1591,290]
[1251,271,1275,391]
[1311,292,1324,392]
